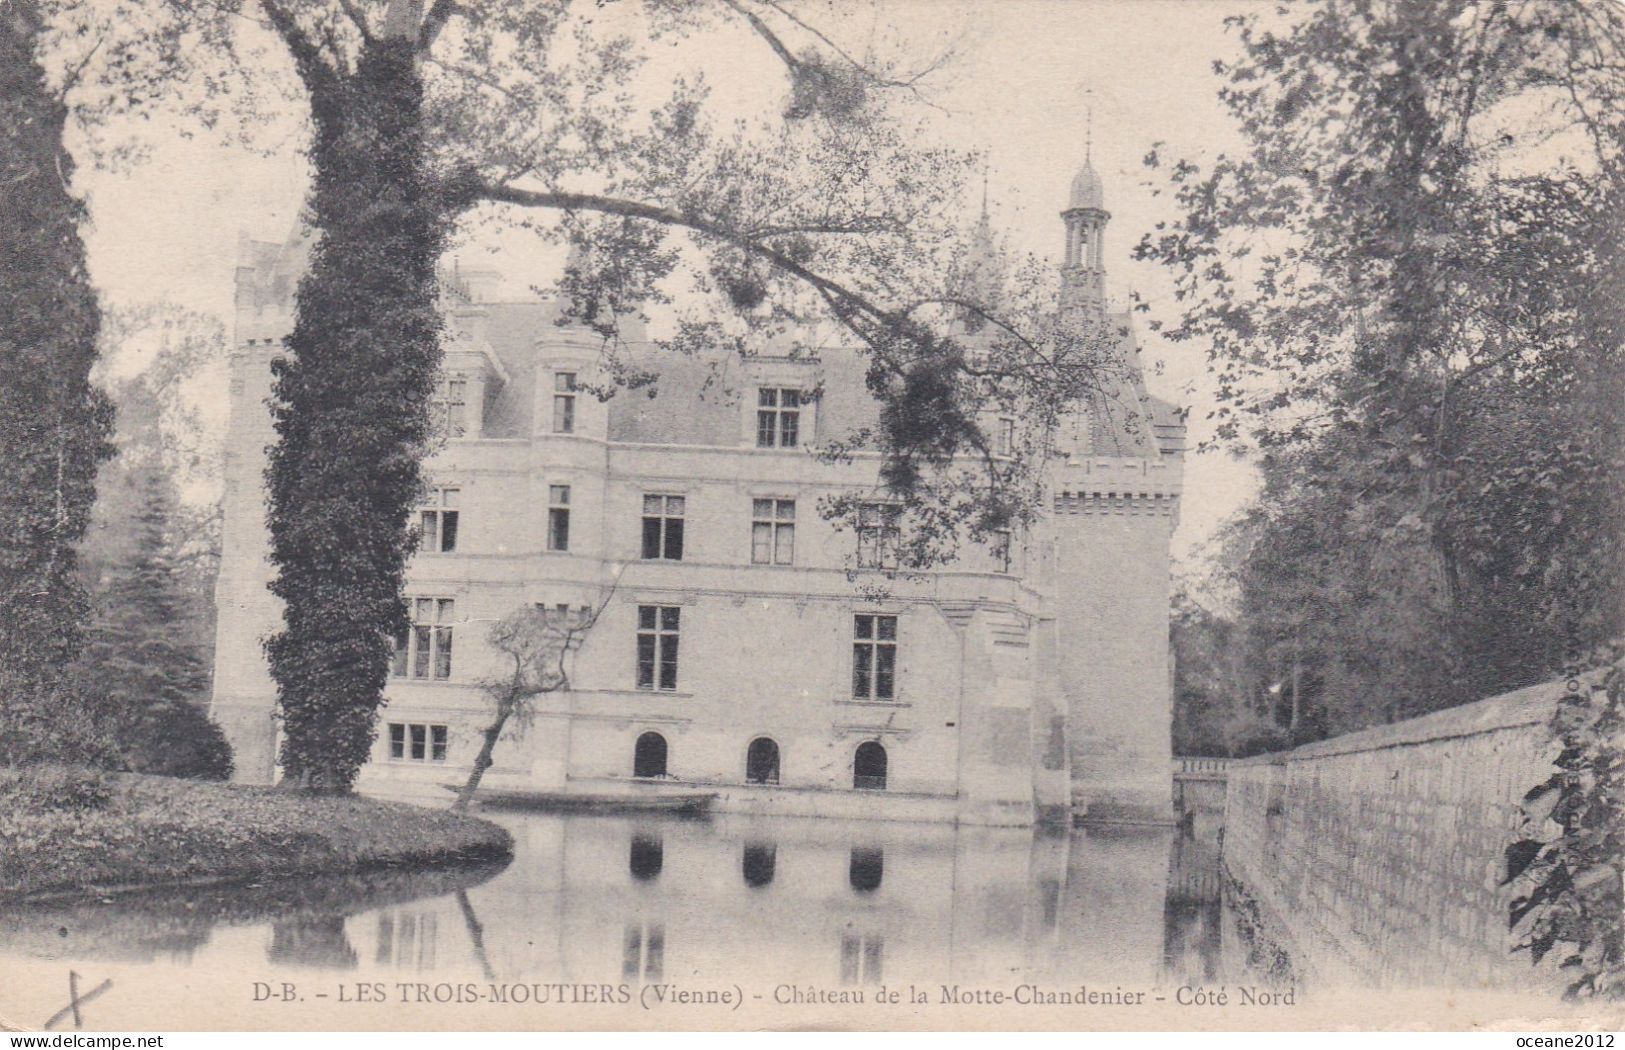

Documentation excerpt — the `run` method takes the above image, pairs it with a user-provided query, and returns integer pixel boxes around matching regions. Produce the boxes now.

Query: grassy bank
[0,766,513,902]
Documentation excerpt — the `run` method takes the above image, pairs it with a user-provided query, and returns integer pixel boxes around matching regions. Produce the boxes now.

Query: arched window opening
[745,737,780,785]
[629,833,663,882]
[853,741,887,791]
[742,843,777,888]
[849,846,884,893]
[633,732,667,779]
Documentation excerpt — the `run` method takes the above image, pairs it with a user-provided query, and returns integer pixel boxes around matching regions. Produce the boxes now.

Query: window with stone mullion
[852,614,897,700]
[751,498,796,564]
[641,495,685,560]
[756,388,800,448]
[636,605,681,690]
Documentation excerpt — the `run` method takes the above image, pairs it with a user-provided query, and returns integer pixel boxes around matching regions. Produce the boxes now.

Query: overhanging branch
[473,179,900,334]
[418,0,458,51]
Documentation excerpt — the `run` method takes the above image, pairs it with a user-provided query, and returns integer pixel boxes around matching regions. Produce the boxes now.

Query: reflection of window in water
[742,843,776,888]
[630,833,664,882]
[849,846,883,893]
[1162,898,1224,984]
[1038,877,1061,931]
[375,912,438,969]
[839,933,883,985]
[268,916,358,970]
[622,923,665,981]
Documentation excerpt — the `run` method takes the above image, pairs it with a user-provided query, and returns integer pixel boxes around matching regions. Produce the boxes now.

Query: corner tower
[210,226,312,783]
[1047,159,1184,824]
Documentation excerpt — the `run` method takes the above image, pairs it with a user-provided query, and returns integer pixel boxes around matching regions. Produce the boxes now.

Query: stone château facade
[209,161,1185,826]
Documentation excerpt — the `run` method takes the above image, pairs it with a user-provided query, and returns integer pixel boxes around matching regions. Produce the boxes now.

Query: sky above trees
[68,0,1261,566]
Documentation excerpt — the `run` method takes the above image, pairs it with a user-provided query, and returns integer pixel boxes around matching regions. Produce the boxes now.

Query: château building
[209,161,1185,826]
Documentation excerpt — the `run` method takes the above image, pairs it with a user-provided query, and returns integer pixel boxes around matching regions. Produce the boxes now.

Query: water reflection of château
[346,813,1202,990]
[0,812,1252,1014]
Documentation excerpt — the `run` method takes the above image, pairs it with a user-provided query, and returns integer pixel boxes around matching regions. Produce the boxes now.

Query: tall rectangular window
[853,614,897,700]
[419,487,459,553]
[636,605,680,691]
[388,722,448,762]
[434,374,468,439]
[856,503,900,569]
[756,388,801,448]
[641,494,685,560]
[553,372,577,434]
[751,498,796,565]
[995,417,1015,456]
[393,598,455,679]
[548,484,571,552]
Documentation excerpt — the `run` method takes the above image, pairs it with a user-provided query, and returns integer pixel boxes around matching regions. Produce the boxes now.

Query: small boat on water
[445,785,718,815]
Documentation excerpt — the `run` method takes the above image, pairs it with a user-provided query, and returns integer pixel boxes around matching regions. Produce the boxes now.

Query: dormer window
[756,388,801,448]
[433,374,468,439]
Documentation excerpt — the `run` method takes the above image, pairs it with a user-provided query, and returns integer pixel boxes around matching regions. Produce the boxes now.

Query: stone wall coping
[1231,673,1597,767]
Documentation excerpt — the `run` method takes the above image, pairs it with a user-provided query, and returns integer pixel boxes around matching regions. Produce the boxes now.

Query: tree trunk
[454,695,516,812]
[1289,627,1302,734]
[0,0,116,764]
[263,28,452,793]
[454,889,496,980]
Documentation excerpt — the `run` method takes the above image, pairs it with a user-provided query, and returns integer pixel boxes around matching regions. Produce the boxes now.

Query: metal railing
[1172,756,1230,777]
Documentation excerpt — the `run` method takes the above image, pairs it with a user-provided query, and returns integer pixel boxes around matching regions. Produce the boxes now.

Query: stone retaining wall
[1222,678,1567,989]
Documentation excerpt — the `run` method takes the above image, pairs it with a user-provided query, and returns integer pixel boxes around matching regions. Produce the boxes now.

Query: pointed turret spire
[1085,97,1093,165]
[961,157,1003,315]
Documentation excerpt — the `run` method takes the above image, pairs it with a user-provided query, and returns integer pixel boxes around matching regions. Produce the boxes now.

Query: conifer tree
[0,0,116,764]
[79,467,232,780]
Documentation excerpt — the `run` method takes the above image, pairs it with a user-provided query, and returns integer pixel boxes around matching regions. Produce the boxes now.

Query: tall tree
[1169,585,1283,758]
[84,304,228,661]
[258,8,453,792]
[78,466,233,780]
[1140,0,1625,729]
[0,0,117,764]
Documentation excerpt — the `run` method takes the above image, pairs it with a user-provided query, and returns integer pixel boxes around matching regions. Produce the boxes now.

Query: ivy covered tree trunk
[0,0,116,764]
[263,29,451,793]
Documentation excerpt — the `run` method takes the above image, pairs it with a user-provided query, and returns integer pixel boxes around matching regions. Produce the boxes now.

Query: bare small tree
[452,582,617,812]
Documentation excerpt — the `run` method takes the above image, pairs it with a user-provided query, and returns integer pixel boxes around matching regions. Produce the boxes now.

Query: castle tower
[210,227,313,783]
[1047,158,1184,824]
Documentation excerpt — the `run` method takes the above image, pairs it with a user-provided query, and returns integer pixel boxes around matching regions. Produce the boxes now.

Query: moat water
[0,809,1265,1029]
